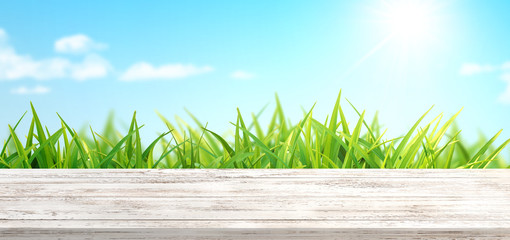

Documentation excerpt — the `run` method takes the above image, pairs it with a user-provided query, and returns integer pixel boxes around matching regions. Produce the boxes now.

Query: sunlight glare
[385,1,436,42]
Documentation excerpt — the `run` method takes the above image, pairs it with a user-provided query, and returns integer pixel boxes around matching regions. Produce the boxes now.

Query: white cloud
[230,70,255,80]
[502,74,510,81]
[11,85,51,95]
[459,61,510,75]
[0,48,71,80]
[460,61,510,104]
[54,34,107,54]
[459,63,496,76]
[502,62,510,70]
[0,29,210,83]
[0,29,110,81]
[71,54,111,81]
[0,28,6,42]
[499,73,510,104]
[119,62,213,81]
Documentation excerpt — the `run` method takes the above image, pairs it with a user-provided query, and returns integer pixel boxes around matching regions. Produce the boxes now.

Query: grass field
[1,90,509,169]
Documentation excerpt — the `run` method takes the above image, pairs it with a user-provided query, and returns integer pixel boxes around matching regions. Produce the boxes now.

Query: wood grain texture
[0,169,509,239]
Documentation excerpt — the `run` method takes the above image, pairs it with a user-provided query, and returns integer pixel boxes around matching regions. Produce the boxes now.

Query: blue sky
[1,0,510,143]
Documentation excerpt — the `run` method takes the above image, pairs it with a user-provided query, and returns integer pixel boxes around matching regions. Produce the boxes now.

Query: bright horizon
[1,0,510,145]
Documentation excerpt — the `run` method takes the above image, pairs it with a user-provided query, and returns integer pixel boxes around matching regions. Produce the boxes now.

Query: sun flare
[342,0,445,78]
[389,3,429,38]
[382,0,439,43]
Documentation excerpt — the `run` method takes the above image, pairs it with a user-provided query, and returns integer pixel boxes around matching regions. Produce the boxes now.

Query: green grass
[1,90,509,169]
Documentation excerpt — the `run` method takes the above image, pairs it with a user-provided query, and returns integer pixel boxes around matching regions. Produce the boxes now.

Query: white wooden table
[1,169,509,239]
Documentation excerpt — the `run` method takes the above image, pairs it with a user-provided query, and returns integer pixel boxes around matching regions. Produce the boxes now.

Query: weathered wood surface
[0,169,509,239]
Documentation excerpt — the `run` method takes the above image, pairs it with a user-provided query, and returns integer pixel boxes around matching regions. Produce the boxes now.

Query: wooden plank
[1,180,509,198]
[3,228,510,240]
[0,170,509,239]
[1,169,510,178]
